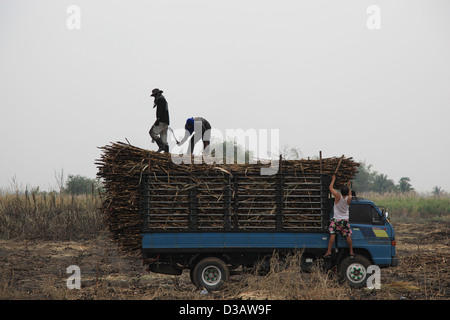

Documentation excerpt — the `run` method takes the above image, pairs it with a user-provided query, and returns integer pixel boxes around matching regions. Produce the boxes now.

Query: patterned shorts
[328,218,352,237]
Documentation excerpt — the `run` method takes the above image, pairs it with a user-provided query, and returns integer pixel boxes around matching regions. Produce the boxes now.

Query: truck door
[348,203,392,267]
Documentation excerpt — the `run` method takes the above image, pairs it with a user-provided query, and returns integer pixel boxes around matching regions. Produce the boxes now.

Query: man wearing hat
[149,88,170,153]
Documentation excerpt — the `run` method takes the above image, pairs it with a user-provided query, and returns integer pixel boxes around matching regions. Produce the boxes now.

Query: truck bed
[140,171,332,232]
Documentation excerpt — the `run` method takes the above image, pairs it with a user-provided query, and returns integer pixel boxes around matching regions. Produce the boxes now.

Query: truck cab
[349,198,397,267]
[326,197,398,288]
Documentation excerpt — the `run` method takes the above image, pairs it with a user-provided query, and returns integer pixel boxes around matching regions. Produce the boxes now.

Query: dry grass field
[0,192,448,301]
[0,221,448,300]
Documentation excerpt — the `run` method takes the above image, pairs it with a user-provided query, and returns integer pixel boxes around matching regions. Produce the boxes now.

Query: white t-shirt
[333,195,350,220]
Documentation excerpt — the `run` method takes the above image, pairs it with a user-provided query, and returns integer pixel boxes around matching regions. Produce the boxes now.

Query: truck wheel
[192,257,229,291]
[338,255,371,288]
[190,267,199,288]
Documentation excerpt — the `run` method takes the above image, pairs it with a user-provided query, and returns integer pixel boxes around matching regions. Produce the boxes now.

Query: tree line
[351,161,414,193]
[64,174,103,195]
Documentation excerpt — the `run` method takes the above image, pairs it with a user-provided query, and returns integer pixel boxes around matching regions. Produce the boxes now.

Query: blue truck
[140,171,398,290]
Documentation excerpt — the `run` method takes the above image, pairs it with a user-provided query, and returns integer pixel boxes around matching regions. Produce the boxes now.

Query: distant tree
[353,161,408,194]
[54,168,65,193]
[432,186,443,198]
[210,139,253,164]
[65,175,100,195]
[398,177,414,193]
[279,145,302,160]
[372,173,396,193]
[352,161,374,192]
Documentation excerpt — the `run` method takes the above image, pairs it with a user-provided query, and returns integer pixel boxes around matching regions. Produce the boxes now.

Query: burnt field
[0,221,448,300]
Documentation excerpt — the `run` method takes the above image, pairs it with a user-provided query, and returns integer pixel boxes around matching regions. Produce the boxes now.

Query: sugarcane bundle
[96,141,360,252]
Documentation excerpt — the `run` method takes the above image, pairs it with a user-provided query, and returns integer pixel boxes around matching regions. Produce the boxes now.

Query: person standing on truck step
[177,117,211,154]
[323,175,355,259]
[149,88,170,153]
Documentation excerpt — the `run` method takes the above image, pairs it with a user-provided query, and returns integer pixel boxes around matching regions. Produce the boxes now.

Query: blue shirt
[185,117,195,134]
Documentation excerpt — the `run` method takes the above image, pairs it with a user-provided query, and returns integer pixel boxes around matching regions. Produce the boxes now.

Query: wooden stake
[148,152,152,173]
[334,155,344,174]
[319,151,322,174]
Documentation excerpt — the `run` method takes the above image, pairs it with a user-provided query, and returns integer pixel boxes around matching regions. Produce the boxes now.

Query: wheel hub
[203,266,221,285]
[347,263,366,283]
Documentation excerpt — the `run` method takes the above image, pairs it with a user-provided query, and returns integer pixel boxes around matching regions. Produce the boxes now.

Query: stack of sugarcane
[96,141,360,252]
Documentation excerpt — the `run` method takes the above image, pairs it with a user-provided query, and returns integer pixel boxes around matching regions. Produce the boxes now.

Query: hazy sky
[1,0,449,192]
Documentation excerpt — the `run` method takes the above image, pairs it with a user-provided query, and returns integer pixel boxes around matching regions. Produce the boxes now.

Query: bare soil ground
[0,222,448,300]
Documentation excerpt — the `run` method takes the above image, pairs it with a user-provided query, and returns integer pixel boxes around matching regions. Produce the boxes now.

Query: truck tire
[338,255,371,288]
[192,257,229,291]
